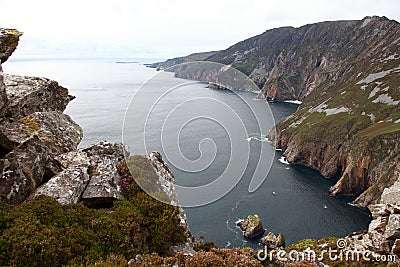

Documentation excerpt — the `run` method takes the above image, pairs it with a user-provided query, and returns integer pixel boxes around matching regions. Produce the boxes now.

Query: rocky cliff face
[206,16,400,101]
[268,22,400,207]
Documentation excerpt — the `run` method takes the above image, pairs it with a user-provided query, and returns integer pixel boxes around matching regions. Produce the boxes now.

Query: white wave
[279,156,290,165]
[275,148,282,151]
[226,241,231,247]
[284,100,302,105]
[246,134,269,142]
[235,218,244,225]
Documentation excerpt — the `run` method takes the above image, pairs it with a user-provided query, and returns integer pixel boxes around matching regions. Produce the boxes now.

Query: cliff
[268,17,400,207]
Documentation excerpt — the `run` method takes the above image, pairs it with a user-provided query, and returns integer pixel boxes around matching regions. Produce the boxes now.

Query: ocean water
[3,58,370,248]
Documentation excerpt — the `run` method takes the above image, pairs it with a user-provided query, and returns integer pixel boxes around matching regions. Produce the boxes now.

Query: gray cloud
[1,0,399,59]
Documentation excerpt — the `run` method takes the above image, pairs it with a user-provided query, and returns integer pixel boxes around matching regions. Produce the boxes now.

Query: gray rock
[260,232,285,249]
[385,214,400,240]
[237,214,265,238]
[0,112,82,204]
[30,141,128,207]
[0,111,82,154]
[2,74,74,121]
[81,155,123,208]
[29,166,90,205]
[0,136,49,204]
[82,140,129,160]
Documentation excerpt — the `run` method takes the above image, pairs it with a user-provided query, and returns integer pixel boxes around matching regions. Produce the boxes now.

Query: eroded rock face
[0,112,82,204]
[237,214,265,238]
[2,74,74,120]
[30,141,128,207]
[0,28,22,64]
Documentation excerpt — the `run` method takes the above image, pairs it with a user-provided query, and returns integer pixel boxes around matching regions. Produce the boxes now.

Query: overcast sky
[1,0,399,59]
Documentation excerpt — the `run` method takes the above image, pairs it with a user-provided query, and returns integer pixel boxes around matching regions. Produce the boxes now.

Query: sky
[1,0,399,60]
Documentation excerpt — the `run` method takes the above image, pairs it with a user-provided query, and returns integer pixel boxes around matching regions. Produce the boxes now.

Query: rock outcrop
[29,141,128,207]
[260,232,285,249]
[0,28,22,119]
[2,74,74,120]
[0,112,82,203]
[0,28,21,64]
[237,214,265,238]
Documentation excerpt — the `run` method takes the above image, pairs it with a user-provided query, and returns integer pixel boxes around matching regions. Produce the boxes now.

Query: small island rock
[236,214,265,238]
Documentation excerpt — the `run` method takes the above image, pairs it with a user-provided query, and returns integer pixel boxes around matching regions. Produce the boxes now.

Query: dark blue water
[4,59,370,248]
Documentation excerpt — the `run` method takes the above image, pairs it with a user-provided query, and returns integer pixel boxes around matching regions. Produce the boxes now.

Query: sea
[3,58,370,249]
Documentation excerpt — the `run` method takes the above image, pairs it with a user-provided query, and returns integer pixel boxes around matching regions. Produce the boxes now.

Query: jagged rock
[260,232,285,249]
[237,214,265,238]
[0,28,22,64]
[385,214,400,240]
[276,233,285,247]
[2,74,74,121]
[0,112,82,204]
[0,136,49,204]
[0,111,82,155]
[81,155,123,208]
[30,141,129,207]
[29,166,90,205]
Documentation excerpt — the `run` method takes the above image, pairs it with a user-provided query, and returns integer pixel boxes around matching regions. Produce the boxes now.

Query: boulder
[260,232,285,249]
[81,155,123,208]
[30,141,129,207]
[236,214,265,238]
[2,74,74,120]
[29,166,90,205]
